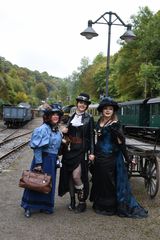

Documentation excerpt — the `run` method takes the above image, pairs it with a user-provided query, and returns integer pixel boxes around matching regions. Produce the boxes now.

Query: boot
[74,188,86,213]
[24,209,31,218]
[77,188,85,202]
[74,202,86,213]
[68,196,76,211]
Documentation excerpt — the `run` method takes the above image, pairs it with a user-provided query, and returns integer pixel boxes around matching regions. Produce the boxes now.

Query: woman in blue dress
[90,97,148,218]
[21,103,63,218]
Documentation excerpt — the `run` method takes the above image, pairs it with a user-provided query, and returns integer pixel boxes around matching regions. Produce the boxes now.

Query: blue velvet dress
[90,121,148,218]
[21,123,62,213]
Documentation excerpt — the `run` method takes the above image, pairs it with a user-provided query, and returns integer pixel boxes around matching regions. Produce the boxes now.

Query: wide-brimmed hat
[97,97,119,112]
[43,103,63,116]
[76,93,91,104]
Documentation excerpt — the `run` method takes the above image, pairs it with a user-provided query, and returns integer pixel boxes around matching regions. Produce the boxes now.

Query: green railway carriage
[118,97,160,129]
[118,99,150,128]
[147,97,160,127]
[117,97,160,137]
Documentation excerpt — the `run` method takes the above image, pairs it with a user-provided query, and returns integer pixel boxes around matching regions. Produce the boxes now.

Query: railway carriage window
[131,105,135,114]
[125,106,130,115]
[125,106,128,115]
[124,106,128,115]
[135,105,139,115]
[134,106,136,115]
[158,104,160,115]
[151,104,157,115]
[133,105,136,115]
[155,104,158,115]
[126,106,129,115]
[129,106,131,114]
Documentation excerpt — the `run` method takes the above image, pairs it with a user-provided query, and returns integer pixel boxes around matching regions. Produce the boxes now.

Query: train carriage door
[139,102,150,127]
[150,103,160,127]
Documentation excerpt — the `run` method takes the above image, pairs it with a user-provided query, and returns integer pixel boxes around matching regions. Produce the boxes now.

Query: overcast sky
[0,0,159,78]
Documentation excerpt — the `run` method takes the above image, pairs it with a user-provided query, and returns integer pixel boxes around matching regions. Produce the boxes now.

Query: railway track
[0,129,33,163]
[0,127,7,132]
[0,140,30,161]
[0,117,42,171]
[0,130,32,145]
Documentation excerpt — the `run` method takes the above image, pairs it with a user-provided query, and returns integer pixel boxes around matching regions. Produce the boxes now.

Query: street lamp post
[80,11,136,97]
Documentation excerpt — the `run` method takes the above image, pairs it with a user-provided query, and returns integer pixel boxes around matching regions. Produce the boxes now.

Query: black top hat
[76,93,91,104]
[97,97,119,112]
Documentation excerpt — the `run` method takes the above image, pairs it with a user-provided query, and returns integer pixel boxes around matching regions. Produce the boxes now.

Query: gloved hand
[56,158,62,168]
[33,164,43,172]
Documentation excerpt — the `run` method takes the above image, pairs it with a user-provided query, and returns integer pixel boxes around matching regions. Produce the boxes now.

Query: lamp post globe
[80,20,98,40]
[120,24,136,42]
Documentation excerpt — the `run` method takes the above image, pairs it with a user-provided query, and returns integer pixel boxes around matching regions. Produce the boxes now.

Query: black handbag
[19,170,52,194]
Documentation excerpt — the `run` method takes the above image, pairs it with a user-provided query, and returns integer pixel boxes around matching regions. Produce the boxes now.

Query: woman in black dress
[58,93,95,213]
[90,97,148,218]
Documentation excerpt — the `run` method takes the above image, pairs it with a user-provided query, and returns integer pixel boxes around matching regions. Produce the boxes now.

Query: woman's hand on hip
[88,154,95,161]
